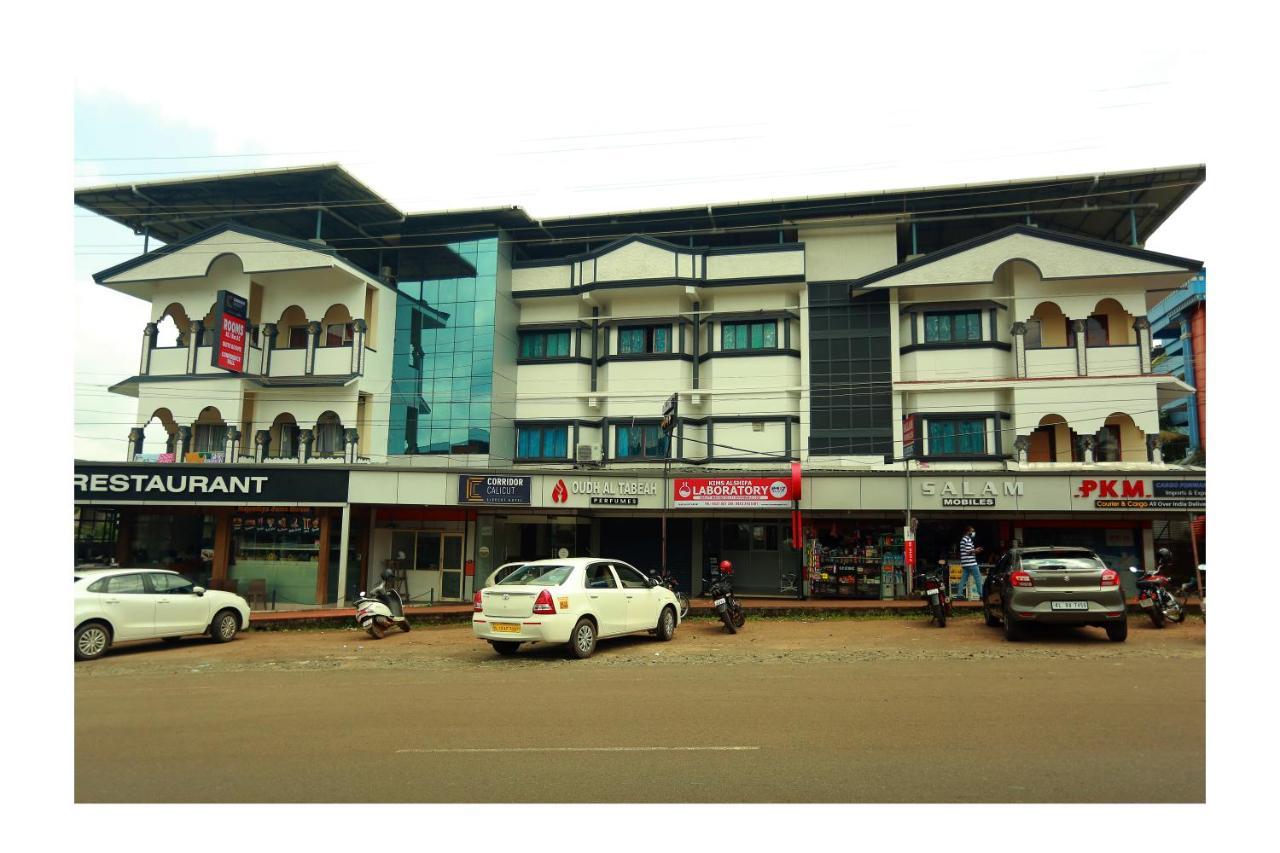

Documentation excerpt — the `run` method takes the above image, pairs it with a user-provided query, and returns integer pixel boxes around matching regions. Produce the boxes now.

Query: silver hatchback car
[982,547,1127,642]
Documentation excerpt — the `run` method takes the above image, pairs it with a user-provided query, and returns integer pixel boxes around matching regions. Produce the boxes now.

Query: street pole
[1188,511,1204,606]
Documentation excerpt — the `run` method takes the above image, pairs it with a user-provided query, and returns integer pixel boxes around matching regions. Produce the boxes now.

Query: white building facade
[74,164,1207,607]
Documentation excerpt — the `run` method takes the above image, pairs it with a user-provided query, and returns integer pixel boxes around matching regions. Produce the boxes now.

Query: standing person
[959,525,983,601]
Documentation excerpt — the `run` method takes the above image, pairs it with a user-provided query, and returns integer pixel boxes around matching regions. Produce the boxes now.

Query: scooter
[1129,566,1184,628]
[705,564,745,634]
[918,560,952,627]
[354,573,411,639]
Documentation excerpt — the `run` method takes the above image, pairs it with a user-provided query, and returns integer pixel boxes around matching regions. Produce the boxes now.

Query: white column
[187,320,204,375]
[1071,319,1088,376]
[1133,316,1153,373]
[305,321,321,375]
[352,318,368,374]
[335,504,352,608]
[1010,321,1027,378]
[1141,526,1156,573]
[140,323,157,375]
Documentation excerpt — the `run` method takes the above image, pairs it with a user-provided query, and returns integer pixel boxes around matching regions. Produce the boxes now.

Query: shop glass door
[441,534,464,600]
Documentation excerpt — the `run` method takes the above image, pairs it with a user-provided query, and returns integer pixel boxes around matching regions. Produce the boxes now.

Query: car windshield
[496,564,573,586]
[1021,554,1104,571]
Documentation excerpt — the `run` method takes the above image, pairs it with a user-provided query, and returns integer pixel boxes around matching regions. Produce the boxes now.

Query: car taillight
[533,589,557,615]
[1010,570,1034,588]
[473,591,483,612]
[1100,569,1119,587]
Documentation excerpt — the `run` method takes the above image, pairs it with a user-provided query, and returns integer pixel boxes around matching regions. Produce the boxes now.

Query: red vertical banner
[790,462,803,550]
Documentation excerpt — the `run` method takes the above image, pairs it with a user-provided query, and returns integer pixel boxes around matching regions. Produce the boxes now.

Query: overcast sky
[71,1,1214,460]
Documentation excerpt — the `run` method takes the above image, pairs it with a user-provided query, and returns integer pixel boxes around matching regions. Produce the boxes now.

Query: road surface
[75,614,1205,802]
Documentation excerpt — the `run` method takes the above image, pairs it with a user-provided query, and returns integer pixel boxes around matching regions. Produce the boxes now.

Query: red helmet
[718,559,733,573]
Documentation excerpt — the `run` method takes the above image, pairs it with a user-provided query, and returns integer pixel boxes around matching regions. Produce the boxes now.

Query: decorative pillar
[1010,321,1028,378]
[139,323,158,375]
[298,428,314,463]
[352,318,368,374]
[127,428,144,461]
[344,427,360,463]
[1147,434,1163,464]
[187,320,204,375]
[305,321,322,375]
[254,429,270,464]
[1078,435,1096,464]
[176,425,192,460]
[1133,315,1152,373]
[261,323,278,377]
[1071,319,1088,376]
[1013,434,1029,464]
[226,427,241,462]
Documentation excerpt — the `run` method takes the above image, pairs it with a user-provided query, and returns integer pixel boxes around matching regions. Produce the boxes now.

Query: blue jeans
[960,564,983,599]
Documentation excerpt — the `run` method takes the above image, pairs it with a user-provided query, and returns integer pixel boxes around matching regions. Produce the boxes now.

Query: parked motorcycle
[1129,565,1184,628]
[918,560,952,627]
[652,568,690,620]
[706,560,745,634]
[354,569,412,639]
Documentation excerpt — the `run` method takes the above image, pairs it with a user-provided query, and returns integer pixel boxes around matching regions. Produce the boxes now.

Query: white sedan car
[472,558,681,658]
[74,568,252,661]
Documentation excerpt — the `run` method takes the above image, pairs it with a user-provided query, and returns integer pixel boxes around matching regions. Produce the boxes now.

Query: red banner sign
[673,476,798,507]
[214,313,247,372]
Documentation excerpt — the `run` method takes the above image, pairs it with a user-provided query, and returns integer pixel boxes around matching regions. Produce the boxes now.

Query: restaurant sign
[673,476,797,508]
[74,464,350,503]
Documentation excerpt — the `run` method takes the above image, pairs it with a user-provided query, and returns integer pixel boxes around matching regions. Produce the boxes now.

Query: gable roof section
[93,222,394,289]
[849,225,1203,290]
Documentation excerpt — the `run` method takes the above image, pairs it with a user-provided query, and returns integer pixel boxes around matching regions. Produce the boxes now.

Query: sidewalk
[246,594,1199,627]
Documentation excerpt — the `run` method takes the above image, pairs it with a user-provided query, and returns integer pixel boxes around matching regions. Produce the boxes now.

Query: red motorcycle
[1129,565,1185,628]
[919,560,953,627]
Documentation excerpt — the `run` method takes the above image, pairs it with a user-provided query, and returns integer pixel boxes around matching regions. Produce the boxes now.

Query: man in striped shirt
[959,526,984,600]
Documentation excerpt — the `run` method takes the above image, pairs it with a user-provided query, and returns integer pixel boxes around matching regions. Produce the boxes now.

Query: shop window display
[806,520,905,599]
[229,509,323,608]
[130,512,215,588]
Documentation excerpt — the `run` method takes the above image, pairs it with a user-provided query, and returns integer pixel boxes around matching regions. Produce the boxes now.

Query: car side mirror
[647,577,659,587]
[193,586,206,597]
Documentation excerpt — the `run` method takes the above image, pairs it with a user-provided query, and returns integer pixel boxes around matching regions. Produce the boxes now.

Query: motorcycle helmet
[1156,547,1173,565]
[718,559,733,574]
[381,567,395,582]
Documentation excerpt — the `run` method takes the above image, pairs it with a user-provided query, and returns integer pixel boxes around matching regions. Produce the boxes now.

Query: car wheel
[982,597,1000,627]
[568,617,597,659]
[1003,606,1024,641]
[209,609,239,643]
[491,641,521,656]
[75,622,111,661]
[1105,619,1128,642]
[656,606,677,641]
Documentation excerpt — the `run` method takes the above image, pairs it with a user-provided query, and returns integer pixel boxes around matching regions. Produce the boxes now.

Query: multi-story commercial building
[73,164,1207,608]
[1150,271,1207,463]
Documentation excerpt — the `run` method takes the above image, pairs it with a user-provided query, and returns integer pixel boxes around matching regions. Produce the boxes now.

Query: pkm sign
[1077,479,1147,498]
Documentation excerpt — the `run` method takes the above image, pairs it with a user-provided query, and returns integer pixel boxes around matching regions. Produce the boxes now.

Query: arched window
[1028,414,1079,462]
[269,413,300,459]
[315,411,345,456]
[1027,302,1068,348]
[141,408,178,456]
[1091,298,1135,345]
[278,306,309,350]
[321,304,354,347]
[192,406,228,454]
[156,304,190,348]
[1098,413,1145,462]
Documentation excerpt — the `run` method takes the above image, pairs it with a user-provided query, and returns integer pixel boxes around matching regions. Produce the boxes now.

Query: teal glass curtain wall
[388,237,498,455]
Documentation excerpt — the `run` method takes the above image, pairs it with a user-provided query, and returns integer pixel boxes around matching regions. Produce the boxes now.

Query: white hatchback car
[472,558,681,658]
[74,568,252,661]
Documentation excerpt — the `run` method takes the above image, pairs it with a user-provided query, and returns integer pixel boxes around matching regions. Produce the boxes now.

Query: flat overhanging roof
[75,162,1205,266]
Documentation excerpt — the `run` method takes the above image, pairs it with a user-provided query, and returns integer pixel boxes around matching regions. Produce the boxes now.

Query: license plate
[713,598,727,607]
[492,622,521,634]
[1050,601,1088,611]
[1139,598,1153,608]
[926,590,939,598]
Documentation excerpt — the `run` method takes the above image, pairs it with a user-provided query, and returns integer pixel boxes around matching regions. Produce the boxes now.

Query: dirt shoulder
[75,612,1206,679]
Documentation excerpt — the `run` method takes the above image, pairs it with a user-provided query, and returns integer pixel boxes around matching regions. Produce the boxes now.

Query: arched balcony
[277,306,309,350]
[132,408,178,460]
[268,413,301,459]
[1026,414,1080,463]
[313,411,345,458]
[1094,413,1148,463]
[191,406,229,456]
[1017,299,1150,378]
[321,305,354,347]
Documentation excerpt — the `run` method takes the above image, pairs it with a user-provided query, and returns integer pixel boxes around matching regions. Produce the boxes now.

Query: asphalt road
[75,615,1205,803]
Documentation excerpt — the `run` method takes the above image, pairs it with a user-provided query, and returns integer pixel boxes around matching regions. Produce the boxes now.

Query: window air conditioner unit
[576,444,602,464]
